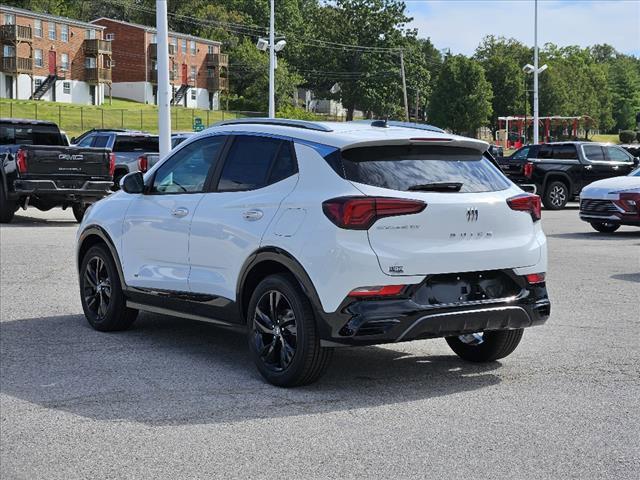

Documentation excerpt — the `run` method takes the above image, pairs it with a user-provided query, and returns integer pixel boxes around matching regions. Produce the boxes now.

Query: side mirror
[120,172,145,194]
[634,157,639,167]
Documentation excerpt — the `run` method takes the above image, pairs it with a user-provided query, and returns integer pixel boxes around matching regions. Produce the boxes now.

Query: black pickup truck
[0,119,113,223]
[498,141,639,209]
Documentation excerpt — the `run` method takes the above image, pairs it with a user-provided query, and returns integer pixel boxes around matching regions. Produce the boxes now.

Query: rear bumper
[11,179,113,200]
[317,270,550,346]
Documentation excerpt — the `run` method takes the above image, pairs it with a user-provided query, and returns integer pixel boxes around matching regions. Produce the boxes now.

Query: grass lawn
[0,98,253,138]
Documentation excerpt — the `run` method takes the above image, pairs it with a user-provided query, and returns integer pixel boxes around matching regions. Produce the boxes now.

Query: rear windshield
[0,123,63,146]
[113,136,159,152]
[336,145,511,193]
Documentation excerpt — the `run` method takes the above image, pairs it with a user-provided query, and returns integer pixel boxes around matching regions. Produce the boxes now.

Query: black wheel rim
[83,256,112,320]
[252,290,297,372]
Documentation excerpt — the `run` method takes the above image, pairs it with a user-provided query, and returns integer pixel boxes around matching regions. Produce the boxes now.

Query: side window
[217,136,283,191]
[113,136,159,152]
[92,135,110,148]
[268,142,298,184]
[552,144,578,160]
[537,145,553,159]
[77,135,94,147]
[513,146,529,160]
[152,137,225,194]
[583,145,605,161]
[605,146,632,162]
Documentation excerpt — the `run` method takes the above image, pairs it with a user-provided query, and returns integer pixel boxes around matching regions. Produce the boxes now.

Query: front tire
[543,181,570,210]
[590,222,620,233]
[446,329,524,362]
[247,274,333,387]
[79,245,138,332]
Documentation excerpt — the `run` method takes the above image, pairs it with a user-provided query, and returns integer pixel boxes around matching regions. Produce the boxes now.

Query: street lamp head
[274,40,287,52]
[256,38,269,52]
[523,64,535,74]
[538,64,548,73]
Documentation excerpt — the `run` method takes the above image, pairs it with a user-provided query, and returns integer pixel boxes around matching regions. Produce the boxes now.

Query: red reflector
[349,285,406,297]
[523,162,534,178]
[507,193,541,221]
[109,152,116,176]
[525,273,546,284]
[322,196,426,230]
[137,154,148,173]
[16,148,27,174]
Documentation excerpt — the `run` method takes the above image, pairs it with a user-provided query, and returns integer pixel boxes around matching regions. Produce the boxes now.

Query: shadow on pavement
[0,312,502,426]
[547,230,640,240]
[3,213,78,227]
[610,272,640,283]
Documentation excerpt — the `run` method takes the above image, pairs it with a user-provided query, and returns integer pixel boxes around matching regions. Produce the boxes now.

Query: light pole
[523,62,547,144]
[257,1,286,119]
[156,0,171,158]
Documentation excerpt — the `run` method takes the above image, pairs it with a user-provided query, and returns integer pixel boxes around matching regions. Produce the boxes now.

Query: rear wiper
[407,182,463,192]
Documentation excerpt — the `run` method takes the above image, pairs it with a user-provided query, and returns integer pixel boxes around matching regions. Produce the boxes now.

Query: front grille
[580,199,618,216]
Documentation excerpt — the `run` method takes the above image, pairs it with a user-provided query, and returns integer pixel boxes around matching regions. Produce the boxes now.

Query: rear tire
[72,203,88,223]
[111,171,126,191]
[543,181,569,210]
[247,274,333,387]
[0,184,16,223]
[446,329,524,362]
[79,245,138,332]
[590,222,620,233]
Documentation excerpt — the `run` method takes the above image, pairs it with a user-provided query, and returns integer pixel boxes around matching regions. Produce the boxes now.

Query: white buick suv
[76,119,550,387]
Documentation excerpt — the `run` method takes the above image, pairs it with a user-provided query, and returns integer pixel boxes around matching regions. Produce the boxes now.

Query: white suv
[76,119,550,387]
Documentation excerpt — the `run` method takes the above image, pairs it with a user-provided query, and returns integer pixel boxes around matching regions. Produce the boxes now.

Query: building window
[106,33,115,41]
[3,45,15,57]
[34,19,42,37]
[35,78,42,88]
[61,53,69,71]
[190,65,196,81]
[4,14,15,25]
[152,33,157,43]
[191,89,196,100]
[34,49,43,67]
[63,82,71,94]
[48,23,56,40]
[207,68,214,78]
[85,57,96,68]
[190,40,196,55]
[181,38,186,54]
[85,29,95,40]
[60,24,69,42]
[207,45,214,54]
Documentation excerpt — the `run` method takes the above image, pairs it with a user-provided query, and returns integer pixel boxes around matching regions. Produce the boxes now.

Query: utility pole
[533,0,539,144]
[268,0,275,118]
[414,88,419,122]
[523,76,527,144]
[399,49,409,122]
[156,0,171,158]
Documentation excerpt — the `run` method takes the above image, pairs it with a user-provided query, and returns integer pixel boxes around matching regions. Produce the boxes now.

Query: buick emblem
[466,208,479,222]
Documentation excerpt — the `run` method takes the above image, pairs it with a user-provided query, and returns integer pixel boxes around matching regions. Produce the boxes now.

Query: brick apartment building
[92,18,228,110]
[0,5,112,105]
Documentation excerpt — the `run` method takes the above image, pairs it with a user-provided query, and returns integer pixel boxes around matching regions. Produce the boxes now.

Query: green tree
[608,56,640,130]
[428,55,493,136]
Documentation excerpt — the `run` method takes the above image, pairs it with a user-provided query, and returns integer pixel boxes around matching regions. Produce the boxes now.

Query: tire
[0,184,16,223]
[79,244,138,332]
[72,203,88,223]
[543,181,570,210]
[247,274,333,387]
[446,329,524,362]
[111,171,126,191]
[590,222,620,233]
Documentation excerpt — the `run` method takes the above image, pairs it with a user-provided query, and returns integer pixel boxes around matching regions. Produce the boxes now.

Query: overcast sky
[405,0,640,56]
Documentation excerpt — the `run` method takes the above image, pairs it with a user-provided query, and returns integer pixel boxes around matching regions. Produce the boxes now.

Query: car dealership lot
[1,207,638,479]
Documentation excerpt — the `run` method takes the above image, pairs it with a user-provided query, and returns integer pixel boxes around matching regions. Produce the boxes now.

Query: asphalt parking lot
[1,206,638,479]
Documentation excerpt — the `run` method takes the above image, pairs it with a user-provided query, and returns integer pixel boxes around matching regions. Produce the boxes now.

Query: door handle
[612,165,619,170]
[584,165,592,170]
[242,209,264,221]
[171,207,189,218]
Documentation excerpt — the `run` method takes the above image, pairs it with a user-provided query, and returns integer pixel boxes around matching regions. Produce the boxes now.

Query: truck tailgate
[21,146,111,178]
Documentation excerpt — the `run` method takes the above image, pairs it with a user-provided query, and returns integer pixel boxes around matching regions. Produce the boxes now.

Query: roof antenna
[371,117,389,128]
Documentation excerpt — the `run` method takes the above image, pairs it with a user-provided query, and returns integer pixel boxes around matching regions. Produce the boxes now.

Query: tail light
[525,273,546,284]
[137,154,148,173]
[16,148,27,174]
[348,285,406,298]
[523,162,534,178]
[322,196,426,230]
[507,193,541,221]
[108,152,116,176]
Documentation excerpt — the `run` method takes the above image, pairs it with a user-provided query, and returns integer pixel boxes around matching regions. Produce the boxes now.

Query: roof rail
[366,120,445,133]
[212,118,334,132]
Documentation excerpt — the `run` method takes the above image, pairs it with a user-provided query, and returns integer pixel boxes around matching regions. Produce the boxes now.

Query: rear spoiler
[341,137,490,154]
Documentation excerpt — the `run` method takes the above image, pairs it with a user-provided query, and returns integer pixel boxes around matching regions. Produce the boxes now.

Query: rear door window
[583,145,605,161]
[512,146,530,160]
[552,144,578,160]
[339,145,511,193]
[113,136,159,152]
[217,136,283,191]
[92,135,111,148]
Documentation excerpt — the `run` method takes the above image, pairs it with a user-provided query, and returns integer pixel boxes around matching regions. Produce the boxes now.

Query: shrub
[619,130,636,143]
[276,105,321,121]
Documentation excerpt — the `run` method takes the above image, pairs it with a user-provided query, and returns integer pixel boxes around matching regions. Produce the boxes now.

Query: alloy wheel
[252,290,298,372]
[549,185,566,207]
[458,332,484,346]
[83,256,112,320]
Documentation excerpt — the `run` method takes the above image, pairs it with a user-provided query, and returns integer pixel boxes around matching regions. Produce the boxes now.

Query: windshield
[0,123,63,145]
[338,145,512,193]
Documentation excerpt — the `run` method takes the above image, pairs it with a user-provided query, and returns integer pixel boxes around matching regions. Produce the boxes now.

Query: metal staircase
[30,74,57,100]
[171,84,190,105]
